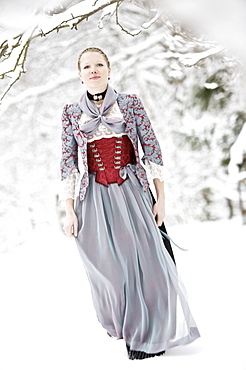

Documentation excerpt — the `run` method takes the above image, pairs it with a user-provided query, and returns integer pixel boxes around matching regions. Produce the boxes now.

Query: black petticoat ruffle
[126,344,166,360]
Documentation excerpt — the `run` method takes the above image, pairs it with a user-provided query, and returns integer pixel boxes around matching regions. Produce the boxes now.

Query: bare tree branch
[115,2,141,36]
[37,0,124,37]
[0,26,37,102]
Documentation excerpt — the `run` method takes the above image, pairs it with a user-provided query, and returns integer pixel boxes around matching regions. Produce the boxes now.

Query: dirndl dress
[74,133,200,359]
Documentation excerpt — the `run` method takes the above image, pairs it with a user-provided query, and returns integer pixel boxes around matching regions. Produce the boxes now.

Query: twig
[115,2,142,36]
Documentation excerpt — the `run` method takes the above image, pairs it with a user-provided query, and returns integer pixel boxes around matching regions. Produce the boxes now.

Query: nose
[90,66,97,74]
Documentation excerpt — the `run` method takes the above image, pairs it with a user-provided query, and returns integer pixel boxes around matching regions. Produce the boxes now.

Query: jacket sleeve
[132,95,163,166]
[60,104,79,181]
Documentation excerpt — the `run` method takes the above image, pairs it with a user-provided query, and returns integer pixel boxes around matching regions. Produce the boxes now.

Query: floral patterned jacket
[60,93,163,201]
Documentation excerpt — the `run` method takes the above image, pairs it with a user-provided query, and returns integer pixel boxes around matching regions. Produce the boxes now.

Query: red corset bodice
[87,136,136,186]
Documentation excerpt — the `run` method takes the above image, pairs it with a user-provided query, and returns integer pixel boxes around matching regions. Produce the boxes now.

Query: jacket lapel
[71,103,87,144]
[117,94,140,163]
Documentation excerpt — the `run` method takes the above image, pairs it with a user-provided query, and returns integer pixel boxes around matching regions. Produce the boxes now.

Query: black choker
[87,89,107,101]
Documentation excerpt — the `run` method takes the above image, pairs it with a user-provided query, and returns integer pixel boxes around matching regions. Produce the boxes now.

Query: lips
[90,76,100,80]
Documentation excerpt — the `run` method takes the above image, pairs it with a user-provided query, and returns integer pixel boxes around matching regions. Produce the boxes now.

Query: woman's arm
[63,198,78,237]
[132,95,163,166]
[152,178,165,226]
[60,105,80,238]
[131,96,166,225]
[60,104,79,181]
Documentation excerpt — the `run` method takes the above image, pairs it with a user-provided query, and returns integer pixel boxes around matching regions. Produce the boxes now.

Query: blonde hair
[78,47,110,71]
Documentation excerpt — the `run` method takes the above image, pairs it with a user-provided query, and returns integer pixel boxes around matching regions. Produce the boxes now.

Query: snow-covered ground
[0,218,246,370]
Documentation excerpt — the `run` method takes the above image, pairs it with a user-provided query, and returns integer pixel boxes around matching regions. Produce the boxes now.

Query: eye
[83,65,89,69]
[97,63,104,67]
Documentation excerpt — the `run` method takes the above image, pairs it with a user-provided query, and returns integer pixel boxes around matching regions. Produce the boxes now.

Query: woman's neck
[87,87,107,102]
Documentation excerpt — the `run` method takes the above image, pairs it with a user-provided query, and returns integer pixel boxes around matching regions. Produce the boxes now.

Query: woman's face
[78,51,111,93]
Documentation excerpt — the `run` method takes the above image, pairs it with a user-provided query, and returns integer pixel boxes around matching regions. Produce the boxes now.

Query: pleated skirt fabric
[75,166,200,354]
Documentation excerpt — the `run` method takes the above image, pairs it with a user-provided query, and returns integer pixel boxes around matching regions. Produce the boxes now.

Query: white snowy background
[0,1,246,369]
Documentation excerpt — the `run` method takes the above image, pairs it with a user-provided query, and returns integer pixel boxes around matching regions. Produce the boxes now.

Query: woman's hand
[63,198,78,237]
[63,211,78,237]
[152,178,165,226]
[152,200,165,226]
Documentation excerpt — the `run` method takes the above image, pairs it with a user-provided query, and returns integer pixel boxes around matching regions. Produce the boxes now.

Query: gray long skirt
[75,166,200,354]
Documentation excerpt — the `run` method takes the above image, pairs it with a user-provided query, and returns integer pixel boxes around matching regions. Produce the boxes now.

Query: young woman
[61,47,200,360]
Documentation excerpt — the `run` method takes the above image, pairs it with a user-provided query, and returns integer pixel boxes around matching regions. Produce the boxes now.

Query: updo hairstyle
[78,47,110,71]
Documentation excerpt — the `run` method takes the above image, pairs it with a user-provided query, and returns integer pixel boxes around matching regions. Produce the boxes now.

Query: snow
[141,8,162,29]
[179,47,225,68]
[0,26,36,76]
[98,3,117,29]
[0,219,246,370]
[0,72,77,115]
[154,46,225,68]
[159,0,246,68]
[204,82,219,90]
